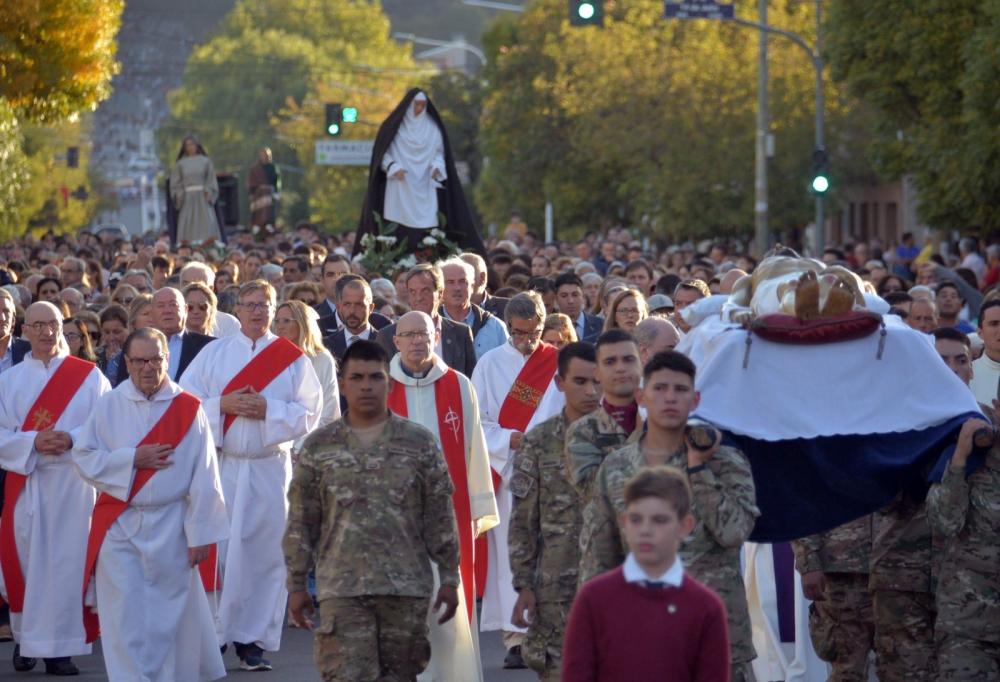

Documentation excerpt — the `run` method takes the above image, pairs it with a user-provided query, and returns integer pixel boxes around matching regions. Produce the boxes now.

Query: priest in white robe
[0,302,109,675]
[180,279,321,672]
[470,293,564,663]
[388,311,499,682]
[73,327,229,681]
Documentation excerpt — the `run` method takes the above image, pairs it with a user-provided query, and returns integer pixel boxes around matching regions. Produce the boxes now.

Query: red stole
[199,336,304,591]
[81,390,202,643]
[477,342,559,597]
[0,356,94,615]
[388,369,476,623]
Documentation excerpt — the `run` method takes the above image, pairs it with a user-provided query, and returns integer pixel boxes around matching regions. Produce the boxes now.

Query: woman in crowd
[96,304,129,375]
[183,282,217,337]
[64,317,97,362]
[35,276,62,304]
[272,300,340,446]
[286,281,324,307]
[169,135,221,243]
[604,287,648,333]
[110,282,139,308]
[582,272,603,311]
[128,293,154,331]
[877,274,911,297]
[542,313,578,349]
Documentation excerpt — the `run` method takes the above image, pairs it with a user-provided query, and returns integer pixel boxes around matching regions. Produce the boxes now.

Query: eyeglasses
[396,330,431,341]
[116,296,135,306]
[126,355,165,368]
[187,302,210,312]
[25,320,60,332]
[274,317,297,326]
[239,302,272,312]
[510,328,543,340]
[617,307,641,317]
[64,332,82,341]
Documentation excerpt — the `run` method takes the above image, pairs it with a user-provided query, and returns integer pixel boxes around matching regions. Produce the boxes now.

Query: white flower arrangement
[421,235,438,247]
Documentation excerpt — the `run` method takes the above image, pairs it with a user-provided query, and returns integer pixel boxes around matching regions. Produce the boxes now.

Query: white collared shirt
[622,552,684,588]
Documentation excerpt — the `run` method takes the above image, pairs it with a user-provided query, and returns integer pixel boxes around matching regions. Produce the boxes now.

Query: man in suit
[377,264,476,377]
[112,287,214,386]
[322,276,379,362]
[314,254,391,332]
[460,252,509,319]
[554,272,603,344]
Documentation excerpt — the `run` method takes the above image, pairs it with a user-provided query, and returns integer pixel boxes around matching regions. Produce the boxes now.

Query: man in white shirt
[971,300,1000,405]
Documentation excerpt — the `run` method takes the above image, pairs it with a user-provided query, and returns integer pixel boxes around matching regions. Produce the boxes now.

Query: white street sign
[315,140,375,166]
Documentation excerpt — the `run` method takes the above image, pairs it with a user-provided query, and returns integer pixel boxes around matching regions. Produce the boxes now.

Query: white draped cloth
[389,354,499,682]
[0,351,109,658]
[180,331,322,651]
[470,342,564,633]
[381,92,447,229]
[73,379,229,681]
[210,311,243,338]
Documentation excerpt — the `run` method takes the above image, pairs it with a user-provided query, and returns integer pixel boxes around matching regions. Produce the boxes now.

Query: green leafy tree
[0,0,123,123]
[826,0,1000,233]
[0,102,29,238]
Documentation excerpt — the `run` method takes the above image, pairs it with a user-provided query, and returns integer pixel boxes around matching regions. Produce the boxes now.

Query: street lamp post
[392,32,487,67]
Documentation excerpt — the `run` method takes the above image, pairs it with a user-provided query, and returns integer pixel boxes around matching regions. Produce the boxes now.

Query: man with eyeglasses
[111,288,215,387]
[74,327,228,681]
[386,311,499,681]
[59,257,86,288]
[180,280,322,672]
[470,291,565,669]
[0,301,110,676]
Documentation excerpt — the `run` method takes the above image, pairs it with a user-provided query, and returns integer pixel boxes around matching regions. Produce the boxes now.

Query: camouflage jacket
[927,448,1000,642]
[284,413,460,600]
[565,405,642,500]
[792,515,873,575]
[579,440,760,663]
[869,489,940,593]
[509,411,583,603]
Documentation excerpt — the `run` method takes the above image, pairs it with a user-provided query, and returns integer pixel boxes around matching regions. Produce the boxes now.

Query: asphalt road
[0,626,537,681]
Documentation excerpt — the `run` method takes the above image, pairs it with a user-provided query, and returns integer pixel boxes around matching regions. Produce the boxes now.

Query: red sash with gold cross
[197,336,303,592]
[81,390,202,642]
[476,342,558,596]
[388,368,476,622]
[0,355,94,615]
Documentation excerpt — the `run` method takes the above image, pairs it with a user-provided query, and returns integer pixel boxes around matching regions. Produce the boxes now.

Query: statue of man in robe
[356,89,485,257]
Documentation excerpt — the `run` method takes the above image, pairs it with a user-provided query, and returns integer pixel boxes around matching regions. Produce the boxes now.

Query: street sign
[664,2,734,19]
[315,140,375,166]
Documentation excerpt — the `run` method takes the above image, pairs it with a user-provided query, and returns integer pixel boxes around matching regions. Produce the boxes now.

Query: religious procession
[4,1,1000,681]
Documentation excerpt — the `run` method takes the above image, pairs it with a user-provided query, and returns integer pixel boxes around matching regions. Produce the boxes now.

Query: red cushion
[751,311,883,344]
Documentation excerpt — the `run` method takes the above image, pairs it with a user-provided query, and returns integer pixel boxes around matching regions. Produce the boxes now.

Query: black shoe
[43,657,79,676]
[236,643,272,672]
[503,645,526,670]
[12,644,37,672]
[220,644,228,656]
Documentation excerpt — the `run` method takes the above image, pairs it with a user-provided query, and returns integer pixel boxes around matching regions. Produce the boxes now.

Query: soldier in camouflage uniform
[283,341,461,682]
[791,516,875,681]
[566,329,642,499]
[509,343,601,681]
[578,351,760,681]
[869,487,939,682]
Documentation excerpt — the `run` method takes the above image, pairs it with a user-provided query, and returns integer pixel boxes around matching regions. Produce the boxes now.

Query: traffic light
[325,103,342,137]
[342,106,358,124]
[810,147,829,194]
[569,0,603,27]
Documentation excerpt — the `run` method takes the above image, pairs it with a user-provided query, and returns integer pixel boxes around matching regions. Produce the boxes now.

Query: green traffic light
[812,175,829,193]
[327,122,340,136]
[342,107,358,123]
[578,2,595,19]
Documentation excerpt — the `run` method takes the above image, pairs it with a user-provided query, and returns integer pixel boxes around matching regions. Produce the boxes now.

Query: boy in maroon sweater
[561,466,730,682]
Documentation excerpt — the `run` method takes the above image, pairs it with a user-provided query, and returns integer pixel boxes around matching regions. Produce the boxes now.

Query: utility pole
[754,0,769,256]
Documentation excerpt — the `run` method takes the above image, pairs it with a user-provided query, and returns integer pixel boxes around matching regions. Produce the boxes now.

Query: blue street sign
[664,2,735,19]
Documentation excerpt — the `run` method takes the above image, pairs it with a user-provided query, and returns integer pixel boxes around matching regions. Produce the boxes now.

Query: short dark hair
[527,276,554,295]
[936,281,964,301]
[335,274,370,299]
[595,329,636,356]
[931,327,971,349]
[624,259,653,278]
[558,341,596,377]
[643,350,696,383]
[123,327,167,358]
[282,256,307,273]
[554,272,583,291]
[341,339,388,372]
[624,465,692,518]
[979,299,1000,324]
[323,254,350,270]
[656,274,681,297]
[883,292,913,306]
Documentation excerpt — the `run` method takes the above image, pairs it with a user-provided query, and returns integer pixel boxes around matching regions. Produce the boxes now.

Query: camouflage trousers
[314,595,430,682]
[522,600,571,681]
[872,589,936,682]
[806,573,874,681]
[731,661,755,682]
[936,632,1000,681]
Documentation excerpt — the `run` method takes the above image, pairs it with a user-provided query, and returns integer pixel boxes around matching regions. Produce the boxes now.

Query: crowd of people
[0,220,995,681]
